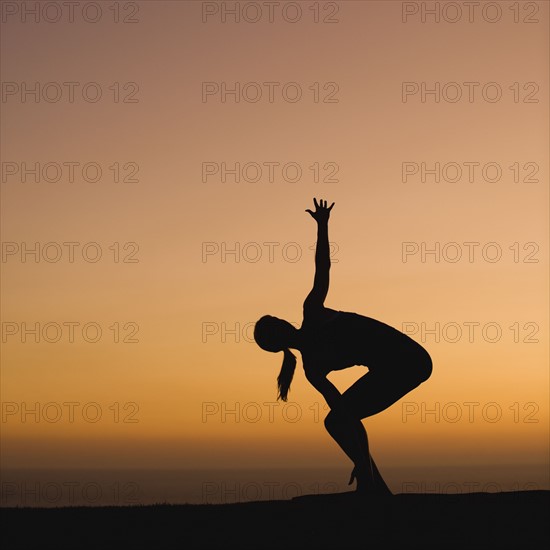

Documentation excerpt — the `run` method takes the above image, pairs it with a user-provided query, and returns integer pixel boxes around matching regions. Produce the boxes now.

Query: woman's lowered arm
[304,368,342,410]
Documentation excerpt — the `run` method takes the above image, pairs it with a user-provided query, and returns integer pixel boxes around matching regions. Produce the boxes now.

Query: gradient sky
[1,0,548,488]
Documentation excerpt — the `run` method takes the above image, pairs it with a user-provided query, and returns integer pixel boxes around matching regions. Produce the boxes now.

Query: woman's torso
[299,307,416,377]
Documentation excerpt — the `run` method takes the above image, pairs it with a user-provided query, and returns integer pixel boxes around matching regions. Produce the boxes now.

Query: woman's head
[253,315,297,353]
[254,315,298,401]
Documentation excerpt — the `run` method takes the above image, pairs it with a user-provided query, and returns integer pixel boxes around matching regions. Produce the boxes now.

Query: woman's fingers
[311,197,335,210]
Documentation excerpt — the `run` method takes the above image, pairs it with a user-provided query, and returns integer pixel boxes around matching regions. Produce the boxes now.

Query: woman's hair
[254,315,297,401]
[277,348,296,402]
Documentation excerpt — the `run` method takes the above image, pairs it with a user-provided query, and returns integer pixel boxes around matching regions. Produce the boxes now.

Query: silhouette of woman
[254,198,433,496]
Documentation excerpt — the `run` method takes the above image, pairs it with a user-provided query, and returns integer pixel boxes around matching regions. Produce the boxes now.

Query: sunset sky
[1,0,548,501]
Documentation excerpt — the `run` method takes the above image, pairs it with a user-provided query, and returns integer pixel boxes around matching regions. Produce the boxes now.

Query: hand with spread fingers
[305,197,335,224]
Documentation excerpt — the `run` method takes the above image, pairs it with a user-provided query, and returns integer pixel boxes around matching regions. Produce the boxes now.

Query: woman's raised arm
[304,198,334,310]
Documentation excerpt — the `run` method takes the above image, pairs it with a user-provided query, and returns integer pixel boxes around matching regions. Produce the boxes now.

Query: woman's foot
[350,465,393,497]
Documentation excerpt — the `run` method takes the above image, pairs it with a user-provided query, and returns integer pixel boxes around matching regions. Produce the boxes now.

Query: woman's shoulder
[302,305,341,326]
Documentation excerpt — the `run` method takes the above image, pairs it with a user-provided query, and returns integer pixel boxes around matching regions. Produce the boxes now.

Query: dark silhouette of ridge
[2,491,548,549]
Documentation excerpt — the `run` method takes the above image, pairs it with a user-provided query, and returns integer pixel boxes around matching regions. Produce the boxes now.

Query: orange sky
[1,0,548,487]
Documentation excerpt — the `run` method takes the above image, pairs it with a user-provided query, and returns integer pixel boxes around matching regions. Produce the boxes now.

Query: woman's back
[300,308,424,377]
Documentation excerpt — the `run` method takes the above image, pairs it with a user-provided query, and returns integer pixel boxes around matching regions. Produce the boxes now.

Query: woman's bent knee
[324,410,342,428]
[324,409,355,428]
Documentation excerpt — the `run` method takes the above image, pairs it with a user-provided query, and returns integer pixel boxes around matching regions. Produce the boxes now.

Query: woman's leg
[325,347,432,494]
[355,421,392,494]
[324,411,377,492]
[343,425,392,493]
[325,406,394,494]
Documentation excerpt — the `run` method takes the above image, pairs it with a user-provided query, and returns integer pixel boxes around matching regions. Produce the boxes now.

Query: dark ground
[2,490,549,549]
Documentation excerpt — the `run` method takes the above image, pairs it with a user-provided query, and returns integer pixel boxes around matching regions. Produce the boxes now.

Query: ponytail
[277,348,297,402]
